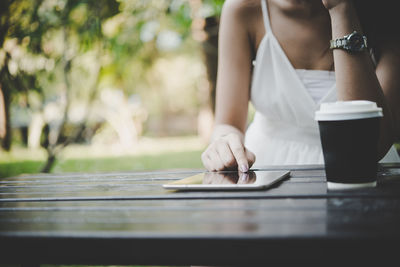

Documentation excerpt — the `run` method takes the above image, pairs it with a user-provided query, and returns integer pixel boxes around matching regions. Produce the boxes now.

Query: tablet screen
[162,170,290,190]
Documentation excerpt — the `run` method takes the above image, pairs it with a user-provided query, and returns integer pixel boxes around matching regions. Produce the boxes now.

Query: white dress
[244,0,400,166]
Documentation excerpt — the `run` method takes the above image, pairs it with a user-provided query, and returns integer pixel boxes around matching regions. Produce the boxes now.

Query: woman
[201,0,400,172]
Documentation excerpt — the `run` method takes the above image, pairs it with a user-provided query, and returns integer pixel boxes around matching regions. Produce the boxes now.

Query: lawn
[0,136,205,178]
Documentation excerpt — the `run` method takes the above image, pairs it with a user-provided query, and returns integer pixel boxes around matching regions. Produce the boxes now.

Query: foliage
[0,0,224,172]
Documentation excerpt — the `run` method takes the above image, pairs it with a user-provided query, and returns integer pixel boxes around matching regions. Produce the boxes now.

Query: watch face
[346,32,365,52]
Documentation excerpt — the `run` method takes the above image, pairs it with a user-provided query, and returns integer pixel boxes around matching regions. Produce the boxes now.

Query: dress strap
[261,0,272,33]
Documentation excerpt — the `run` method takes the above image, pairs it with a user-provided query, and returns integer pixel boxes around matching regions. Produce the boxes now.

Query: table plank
[1,166,400,201]
[2,197,400,265]
[0,169,327,201]
[1,198,400,237]
[0,201,326,237]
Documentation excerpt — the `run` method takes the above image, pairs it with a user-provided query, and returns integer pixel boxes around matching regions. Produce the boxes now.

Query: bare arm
[325,0,400,159]
[201,0,256,171]
[214,0,253,133]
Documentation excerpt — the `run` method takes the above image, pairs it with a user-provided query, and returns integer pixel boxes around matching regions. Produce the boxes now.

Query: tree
[1,0,119,171]
[1,0,224,173]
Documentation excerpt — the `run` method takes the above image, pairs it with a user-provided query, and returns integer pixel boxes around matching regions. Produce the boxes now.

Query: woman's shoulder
[221,0,263,37]
[222,0,261,20]
[221,0,264,54]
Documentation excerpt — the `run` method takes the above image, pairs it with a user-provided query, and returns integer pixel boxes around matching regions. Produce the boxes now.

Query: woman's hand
[201,132,256,172]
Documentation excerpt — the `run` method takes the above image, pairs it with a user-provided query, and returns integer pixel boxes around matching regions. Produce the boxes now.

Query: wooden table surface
[1,163,400,266]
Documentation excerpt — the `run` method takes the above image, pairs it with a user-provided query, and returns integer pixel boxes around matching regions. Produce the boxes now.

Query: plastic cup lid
[315,100,383,121]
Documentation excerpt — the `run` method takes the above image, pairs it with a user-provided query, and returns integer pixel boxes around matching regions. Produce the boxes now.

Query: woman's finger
[216,141,236,169]
[245,148,256,168]
[207,147,226,171]
[227,134,249,172]
[201,151,213,171]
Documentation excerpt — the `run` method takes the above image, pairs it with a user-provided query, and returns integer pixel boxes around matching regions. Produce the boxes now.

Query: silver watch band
[330,31,368,51]
[330,38,347,49]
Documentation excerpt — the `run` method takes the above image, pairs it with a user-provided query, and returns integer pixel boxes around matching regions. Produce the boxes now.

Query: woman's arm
[201,0,257,172]
[324,0,400,159]
[214,0,253,133]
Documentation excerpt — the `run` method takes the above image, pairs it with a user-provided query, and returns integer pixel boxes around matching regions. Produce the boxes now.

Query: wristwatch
[330,31,368,53]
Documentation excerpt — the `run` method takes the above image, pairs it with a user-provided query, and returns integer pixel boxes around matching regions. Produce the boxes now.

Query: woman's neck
[267,0,334,70]
[268,0,328,20]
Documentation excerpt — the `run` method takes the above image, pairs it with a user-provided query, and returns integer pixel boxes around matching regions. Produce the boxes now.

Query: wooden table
[1,164,400,266]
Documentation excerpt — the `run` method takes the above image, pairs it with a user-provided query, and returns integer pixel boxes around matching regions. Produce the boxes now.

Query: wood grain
[1,164,400,265]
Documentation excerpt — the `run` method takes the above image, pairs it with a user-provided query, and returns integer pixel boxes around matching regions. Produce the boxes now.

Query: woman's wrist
[328,1,362,39]
[211,124,244,142]
[327,1,352,17]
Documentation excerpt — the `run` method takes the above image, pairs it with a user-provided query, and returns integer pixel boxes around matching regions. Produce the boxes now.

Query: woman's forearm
[328,1,395,158]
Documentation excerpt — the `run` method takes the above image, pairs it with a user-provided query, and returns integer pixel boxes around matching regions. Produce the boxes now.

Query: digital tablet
[162,170,290,191]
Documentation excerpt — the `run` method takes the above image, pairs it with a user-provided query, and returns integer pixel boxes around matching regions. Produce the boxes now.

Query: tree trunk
[39,40,103,173]
[41,153,56,173]
[0,87,6,140]
[0,85,12,151]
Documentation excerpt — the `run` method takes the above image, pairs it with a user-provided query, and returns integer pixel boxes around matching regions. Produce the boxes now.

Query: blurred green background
[0,0,226,178]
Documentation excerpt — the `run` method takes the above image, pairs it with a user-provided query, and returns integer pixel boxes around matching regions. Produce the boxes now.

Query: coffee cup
[315,100,383,190]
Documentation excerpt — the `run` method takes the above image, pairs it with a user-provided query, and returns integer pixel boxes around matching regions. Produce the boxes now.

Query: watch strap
[330,31,368,52]
[330,38,347,49]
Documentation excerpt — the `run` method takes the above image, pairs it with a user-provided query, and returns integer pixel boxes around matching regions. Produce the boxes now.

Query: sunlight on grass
[62,135,205,158]
[53,150,204,173]
[0,136,206,178]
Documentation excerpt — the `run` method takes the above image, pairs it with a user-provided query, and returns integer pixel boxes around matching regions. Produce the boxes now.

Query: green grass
[0,160,44,178]
[60,150,203,172]
[0,136,205,178]
[0,150,203,178]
